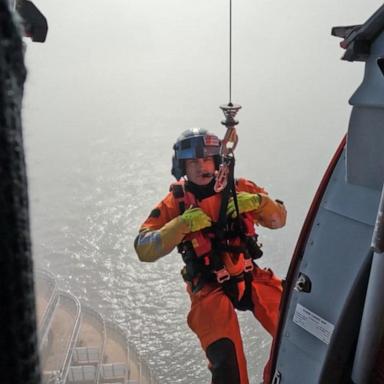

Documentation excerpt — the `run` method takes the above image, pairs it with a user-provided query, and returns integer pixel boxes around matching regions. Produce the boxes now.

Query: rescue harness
[170,180,263,310]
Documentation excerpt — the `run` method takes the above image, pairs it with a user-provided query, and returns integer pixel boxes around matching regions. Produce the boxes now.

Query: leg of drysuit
[187,283,249,384]
[251,267,282,335]
[250,267,283,384]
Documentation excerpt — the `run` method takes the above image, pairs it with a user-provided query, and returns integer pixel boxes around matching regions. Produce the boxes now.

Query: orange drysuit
[135,178,286,384]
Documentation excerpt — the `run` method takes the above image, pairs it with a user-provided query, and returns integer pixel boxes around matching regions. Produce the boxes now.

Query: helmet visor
[176,135,220,159]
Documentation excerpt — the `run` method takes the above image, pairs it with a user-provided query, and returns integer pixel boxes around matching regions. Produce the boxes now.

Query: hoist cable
[229,0,232,105]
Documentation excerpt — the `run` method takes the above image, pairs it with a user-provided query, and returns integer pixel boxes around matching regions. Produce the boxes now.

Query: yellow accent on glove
[181,207,212,232]
[227,192,261,218]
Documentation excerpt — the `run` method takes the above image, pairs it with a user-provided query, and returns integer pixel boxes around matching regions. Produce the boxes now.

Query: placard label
[293,303,334,344]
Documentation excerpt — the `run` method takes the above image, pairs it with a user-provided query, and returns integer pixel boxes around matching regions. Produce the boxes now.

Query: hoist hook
[214,103,241,193]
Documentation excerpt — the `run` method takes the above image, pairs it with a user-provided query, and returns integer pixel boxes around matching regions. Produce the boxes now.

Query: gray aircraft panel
[324,152,381,225]
[273,5,384,382]
[350,31,384,108]
[275,150,376,383]
[274,339,322,384]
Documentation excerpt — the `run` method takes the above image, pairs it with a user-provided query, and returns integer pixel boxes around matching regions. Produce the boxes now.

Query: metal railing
[105,321,160,384]
[36,269,59,350]
[80,302,106,384]
[56,291,81,384]
[127,337,159,384]
[35,270,160,384]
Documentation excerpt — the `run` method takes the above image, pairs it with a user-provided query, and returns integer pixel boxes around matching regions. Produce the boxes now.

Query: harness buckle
[215,267,231,283]
[244,258,254,272]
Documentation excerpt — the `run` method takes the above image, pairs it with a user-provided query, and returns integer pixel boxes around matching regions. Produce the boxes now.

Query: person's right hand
[181,207,212,232]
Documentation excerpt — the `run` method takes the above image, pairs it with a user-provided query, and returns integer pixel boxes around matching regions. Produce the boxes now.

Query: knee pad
[206,338,240,384]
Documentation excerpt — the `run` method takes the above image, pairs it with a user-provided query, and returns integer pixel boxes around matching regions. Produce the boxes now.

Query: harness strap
[170,180,259,291]
[214,243,245,254]
[216,159,254,277]
[170,184,186,213]
[171,182,230,286]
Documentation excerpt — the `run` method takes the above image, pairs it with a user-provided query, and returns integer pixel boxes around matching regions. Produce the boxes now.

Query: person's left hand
[227,192,261,218]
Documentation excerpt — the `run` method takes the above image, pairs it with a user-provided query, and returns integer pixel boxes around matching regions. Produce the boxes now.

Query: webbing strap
[171,176,249,286]
[217,158,240,231]
[170,183,186,213]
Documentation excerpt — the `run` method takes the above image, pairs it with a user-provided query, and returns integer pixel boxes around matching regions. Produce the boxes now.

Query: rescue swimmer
[134,128,287,384]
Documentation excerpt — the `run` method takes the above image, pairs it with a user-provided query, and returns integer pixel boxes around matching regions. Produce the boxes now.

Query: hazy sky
[23,0,383,153]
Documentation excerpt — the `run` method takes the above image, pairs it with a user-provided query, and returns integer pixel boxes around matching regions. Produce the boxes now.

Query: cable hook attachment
[220,103,241,156]
[214,103,242,192]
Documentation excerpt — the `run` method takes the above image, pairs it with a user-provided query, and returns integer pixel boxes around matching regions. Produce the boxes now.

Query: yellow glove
[227,192,261,218]
[181,207,212,232]
[135,208,211,262]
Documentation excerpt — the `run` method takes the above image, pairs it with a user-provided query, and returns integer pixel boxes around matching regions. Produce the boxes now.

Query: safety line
[229,0,232,104]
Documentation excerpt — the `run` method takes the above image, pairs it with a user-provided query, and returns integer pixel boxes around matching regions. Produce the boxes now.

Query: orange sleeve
[139,192,180,232]
[236,178,267,195]
[135,192,189,262]
[236,178,287,229]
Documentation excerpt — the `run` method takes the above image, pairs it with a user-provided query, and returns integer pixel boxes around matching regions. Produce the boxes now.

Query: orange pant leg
[187,283,249,384]
[250,267,283,383]
[250,267,282,336]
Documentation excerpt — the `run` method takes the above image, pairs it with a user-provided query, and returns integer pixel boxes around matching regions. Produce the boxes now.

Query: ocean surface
[23,1,381,382]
